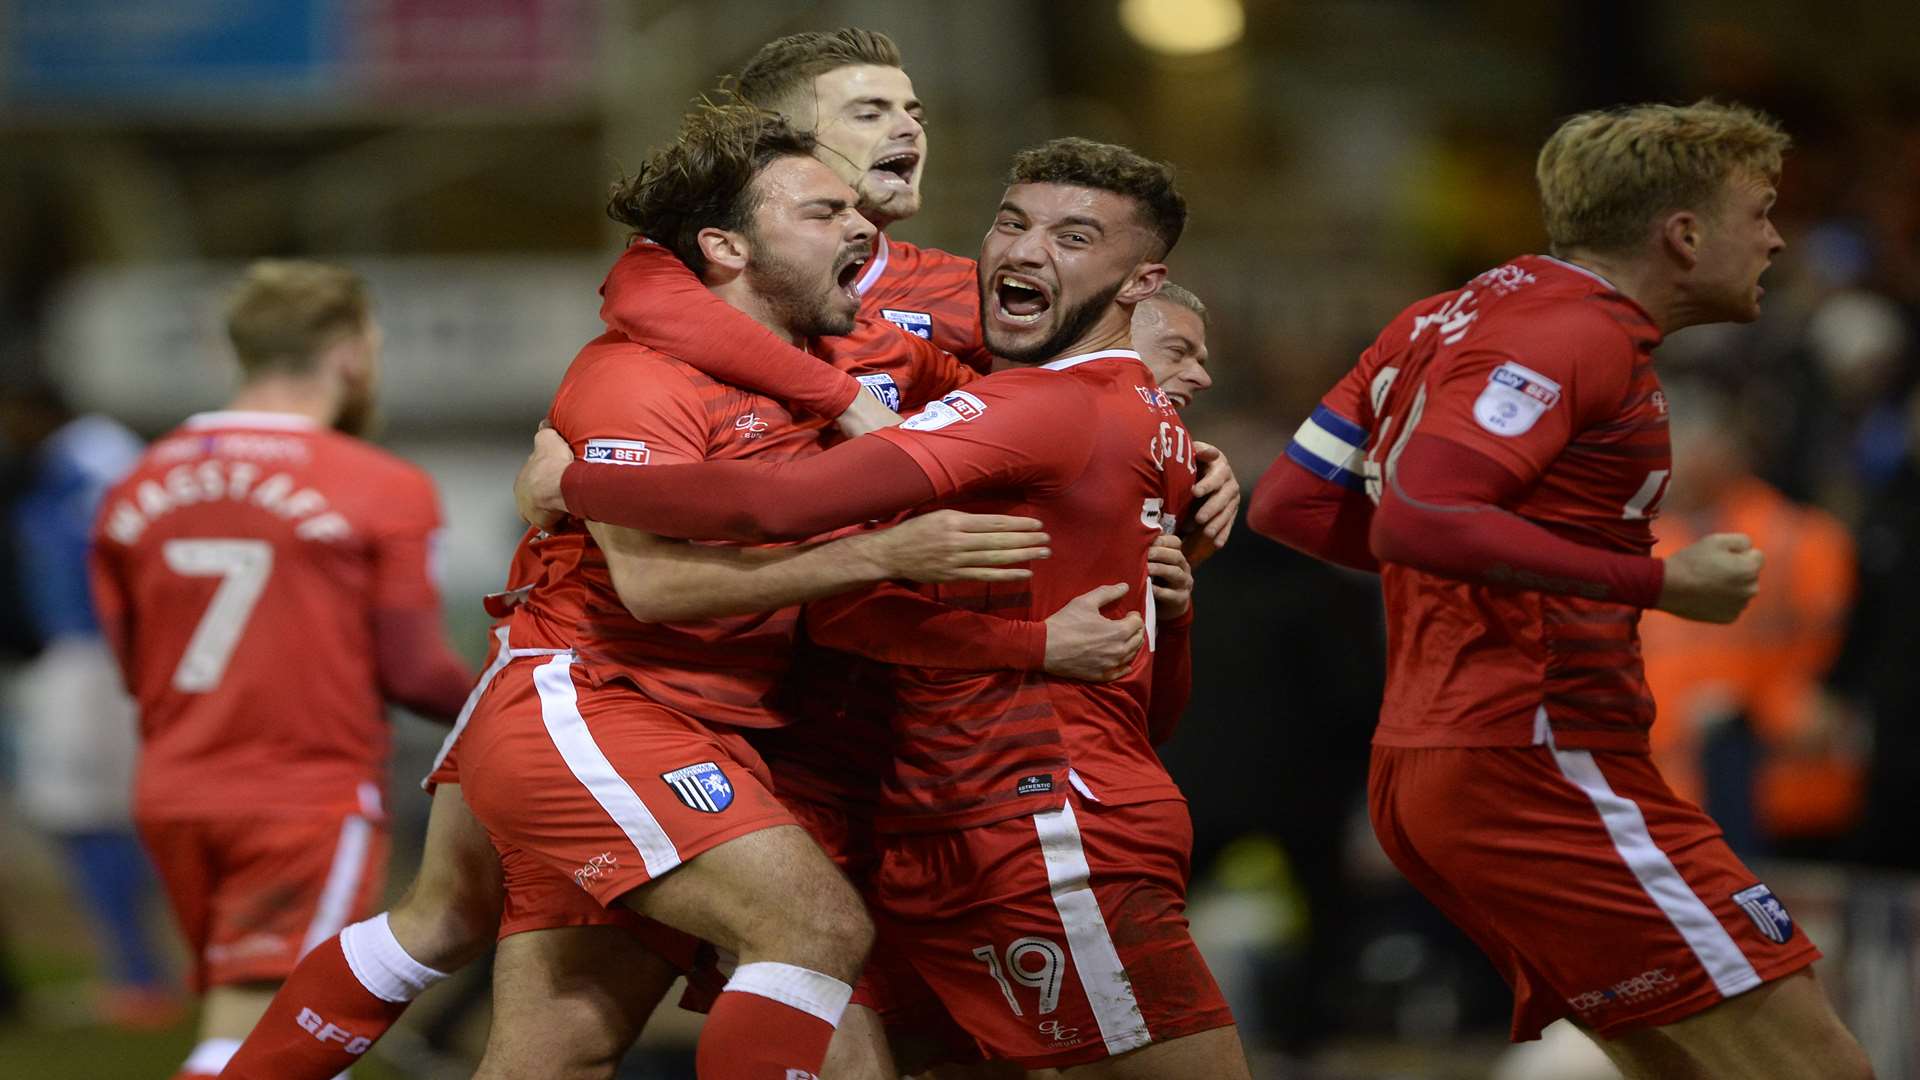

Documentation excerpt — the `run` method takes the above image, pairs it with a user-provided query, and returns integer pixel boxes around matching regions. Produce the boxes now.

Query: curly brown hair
[606,99,818,276]
[736,28,903,111]
[1008,137,1187,258]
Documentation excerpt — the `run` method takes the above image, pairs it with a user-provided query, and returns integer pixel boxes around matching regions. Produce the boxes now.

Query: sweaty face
[1131,298,1211,408]
[793,65,926,229]
[1692,169,1784,323]
[978,183,1158,364]
[741,155,876,339]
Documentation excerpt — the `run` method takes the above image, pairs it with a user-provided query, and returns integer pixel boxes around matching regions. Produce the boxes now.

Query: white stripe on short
[532,653,681,879]
[422,624,514,788]
[1547,740,1761,999]
[301,814,374,954]
[1033,799,1151,1056]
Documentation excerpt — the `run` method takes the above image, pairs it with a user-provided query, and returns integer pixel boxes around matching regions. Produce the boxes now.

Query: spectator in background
[1640,380,1860,857]
[1830,384,1920,871]
[1,379,179,1026]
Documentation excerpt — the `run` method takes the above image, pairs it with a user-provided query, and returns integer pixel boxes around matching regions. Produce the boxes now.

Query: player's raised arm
[598,238,870,423]
[1248,368,1383,572]
[529,373,1086,543]
[585,510,1049,624]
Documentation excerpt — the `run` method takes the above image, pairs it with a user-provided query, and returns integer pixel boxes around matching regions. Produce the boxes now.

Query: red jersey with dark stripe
[863,351,1197,831]
[1300,256,1669,750]
[90,412,444,819]
[857,233,991,372]
[518,320,962,729]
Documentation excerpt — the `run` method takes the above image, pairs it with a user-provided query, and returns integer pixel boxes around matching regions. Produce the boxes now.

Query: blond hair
[1150,282,1208,326]
[1536,99,1789,255]
[224,260,371,377]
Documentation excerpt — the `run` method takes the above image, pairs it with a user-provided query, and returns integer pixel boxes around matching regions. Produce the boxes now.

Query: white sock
[338,912,450,1004]
[722,961,853,1027]
[182,1037,241,1074]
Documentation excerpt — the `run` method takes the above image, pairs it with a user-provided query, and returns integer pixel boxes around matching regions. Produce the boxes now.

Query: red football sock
[696,962,851,1080]
[218,936,409,1079]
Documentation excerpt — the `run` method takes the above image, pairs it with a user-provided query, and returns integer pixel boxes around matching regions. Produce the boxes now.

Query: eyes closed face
[979,183,1156,363]
[805,64,927,228]
[744,155,877,335]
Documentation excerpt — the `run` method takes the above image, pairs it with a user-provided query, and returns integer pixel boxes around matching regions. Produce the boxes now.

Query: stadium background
[1,1,1916,1076]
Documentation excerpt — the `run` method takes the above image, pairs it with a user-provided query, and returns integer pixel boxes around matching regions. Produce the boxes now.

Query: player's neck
[709,280,803,346]
[226,376,343,428]
[1554,250,1680,334]
[1042,310,1135,365]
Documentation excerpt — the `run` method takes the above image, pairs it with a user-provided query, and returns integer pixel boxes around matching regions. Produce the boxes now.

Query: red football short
[138,812,389,992]
[457,653,795,910]
[871,792,1234,1069]
[1369,740,1822,1041]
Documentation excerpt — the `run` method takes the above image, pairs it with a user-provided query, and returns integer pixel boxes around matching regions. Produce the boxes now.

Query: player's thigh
[1644,967,1871,1080]
[475,926,677,1080]
[1059,1025,1251,1080]
[620,822,871,977]
[387,782,506,970]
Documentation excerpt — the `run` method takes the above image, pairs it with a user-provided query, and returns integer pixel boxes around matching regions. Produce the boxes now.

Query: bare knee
[388,872,500,971]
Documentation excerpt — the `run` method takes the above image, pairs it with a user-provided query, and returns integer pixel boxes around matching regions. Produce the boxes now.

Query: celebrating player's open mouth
[834,245,870,303]
[866,148,920,193]
[990,271,1053,327]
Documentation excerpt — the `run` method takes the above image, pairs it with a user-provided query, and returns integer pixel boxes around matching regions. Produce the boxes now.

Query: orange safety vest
[1642,477,1860,839]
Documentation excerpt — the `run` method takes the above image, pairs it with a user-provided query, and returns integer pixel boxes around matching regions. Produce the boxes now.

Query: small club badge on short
[1732,883,1793,944]
[662,761,734,813]
[857,372,902,411]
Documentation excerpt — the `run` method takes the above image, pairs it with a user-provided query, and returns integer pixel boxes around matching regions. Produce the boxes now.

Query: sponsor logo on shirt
[583,438,652,466]
[900,390,988,432]
[1649,389,1669,415]
[734,413,770,440]
[662,761,734,813]
[1472,361,1562,437]
[1016,774,1054,796]
[857,372,902,411]
[1732,883,1794,944]
[880,308,933,339]
[1566,966,1679,1015]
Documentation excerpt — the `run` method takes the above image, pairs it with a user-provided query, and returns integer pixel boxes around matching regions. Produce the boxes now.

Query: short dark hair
[1008,137,1187,258]
[606,99,817,275]
[224,260,370,377]
[736,28,903,111]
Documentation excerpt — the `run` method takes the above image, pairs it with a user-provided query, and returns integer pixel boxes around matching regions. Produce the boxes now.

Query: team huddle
[87,25,1876,1080]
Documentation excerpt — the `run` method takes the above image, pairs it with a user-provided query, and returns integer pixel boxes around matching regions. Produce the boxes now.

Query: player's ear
[1660,209,1701,270]
[697,227,751,274]
[1115,261,1167,307]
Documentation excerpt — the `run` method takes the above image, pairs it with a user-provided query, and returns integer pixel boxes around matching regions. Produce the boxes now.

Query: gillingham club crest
[857,372,902,411]
[1732,883,1794,944]
[662,761,734,813]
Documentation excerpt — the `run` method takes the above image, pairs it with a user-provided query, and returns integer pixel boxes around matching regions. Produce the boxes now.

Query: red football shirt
[90,411,445,819]
[855,233,991,371]
[864,350,1198,831]
[522,320,965,729]
[1293,256,1669,750]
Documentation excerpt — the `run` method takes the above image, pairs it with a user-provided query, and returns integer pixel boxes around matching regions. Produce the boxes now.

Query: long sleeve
[599,241,861,417]
[1373,433,1664,607]
[372,608,475,723]
[1248,452,1380,572]
[563,434,935,542]
[805,583,1047,671]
